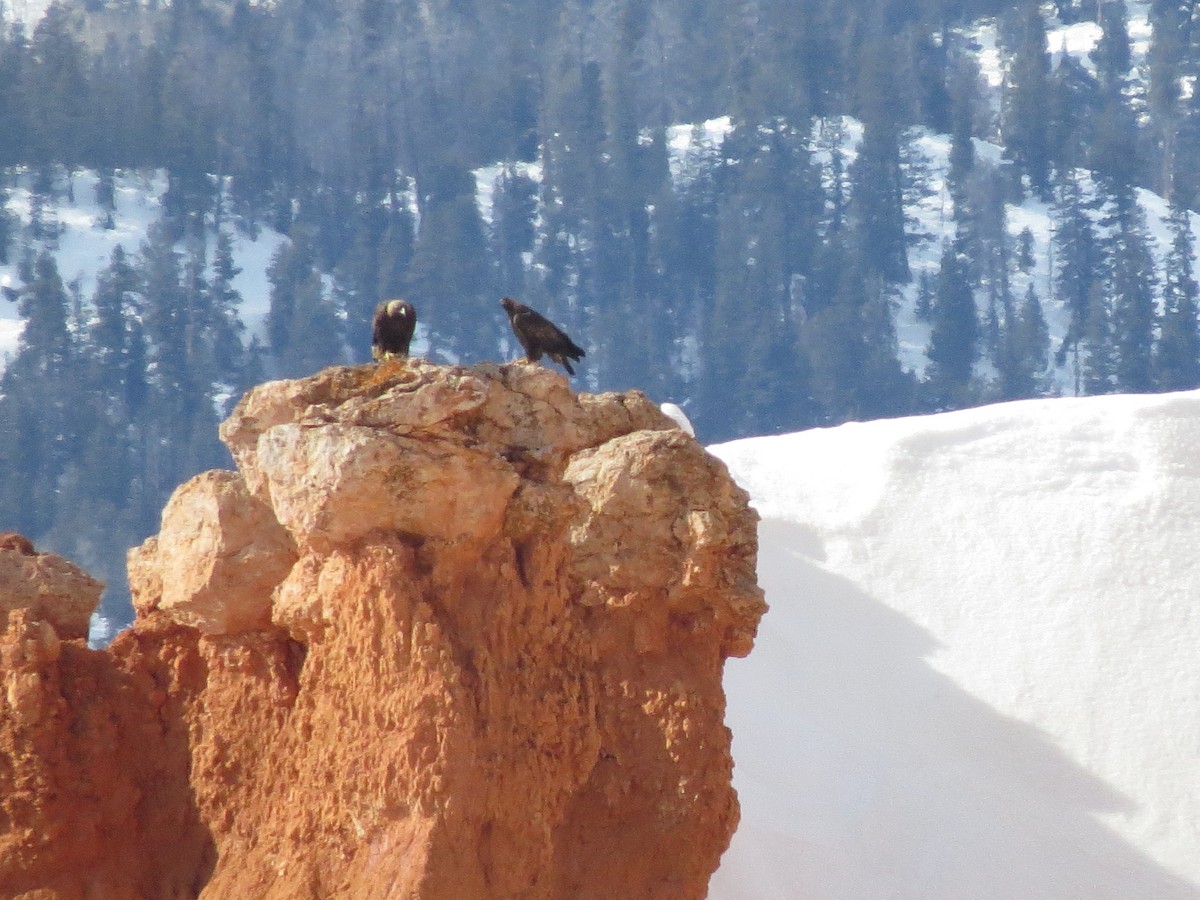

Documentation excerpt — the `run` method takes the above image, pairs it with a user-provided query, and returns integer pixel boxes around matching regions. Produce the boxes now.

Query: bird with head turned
[500,296,585,376]
[371,299,416,361]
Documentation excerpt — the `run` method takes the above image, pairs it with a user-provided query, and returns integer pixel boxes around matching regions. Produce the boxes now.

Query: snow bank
[710,392,1200,899]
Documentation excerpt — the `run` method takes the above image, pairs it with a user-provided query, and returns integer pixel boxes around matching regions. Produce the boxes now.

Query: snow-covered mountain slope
[9,135,1195,398]
[891,128,1200,391]
[1,0,1193,396]
[0,3,1189,402]
[0,169,287,373]
[709,391,1200,899]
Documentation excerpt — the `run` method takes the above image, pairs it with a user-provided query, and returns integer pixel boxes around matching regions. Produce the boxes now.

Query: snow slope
[709,392,1200,899]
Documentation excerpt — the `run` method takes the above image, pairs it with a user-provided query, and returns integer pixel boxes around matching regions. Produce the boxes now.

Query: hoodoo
[1,360,765,899]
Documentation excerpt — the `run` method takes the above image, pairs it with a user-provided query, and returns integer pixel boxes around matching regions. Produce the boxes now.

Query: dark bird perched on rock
[501,296,585,376]
[371,299,416,360]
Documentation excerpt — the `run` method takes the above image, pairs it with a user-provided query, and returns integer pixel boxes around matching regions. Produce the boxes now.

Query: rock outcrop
[0,539,103,641]
[0,360,766,899]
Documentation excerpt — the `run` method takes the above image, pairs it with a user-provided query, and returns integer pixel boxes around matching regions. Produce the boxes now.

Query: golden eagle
[371,299,416,360]
[501,297,585,375]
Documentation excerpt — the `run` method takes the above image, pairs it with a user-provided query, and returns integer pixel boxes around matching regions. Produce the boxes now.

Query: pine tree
[490,166,538,297]
[1002,0,1053,199]
[700,128,785,436]
[815,117,850,237]
[89,244,148,422]
[266,228,319,363]
[905,25,952,133]
[402,163,491,364]
[655,121,721,406]
[0,180,15,264]
[1154,202,1200,390]
[276,270,344,378]
[29,165,62,246]
[139,223,196,419]
[955,164,1012,352]
[267,228,345,377]
[1090,88,1140,186]
[946,59,978,212]
[997,282,1050,399]
[1053,168,1100,369]
[1049,55,1101,172]
[1104,187,1158,392]
[9,250,72,382]
[77,246,147,515]
[802,236,912,425]
[204,231,251,406]
[848,38,911,285]
[1016,227,1035,273]
[849,130,912,285]
[1018,283,1050,378]
[126,224,231,520]
[1174,83,1200,211]
[926,240,979,405]
[330,187,417,363]
[377,199,416,300]
[850,122,910,284]
[1092,2,1133,92]
[857,275,914,420]
[1089,1,1140,183]
[0,26,31,168]
[26,4,90,165]
[692,117,832,435]
[1146,0,1187,195]
[1081,281,1116,394]
[0,251,82,536]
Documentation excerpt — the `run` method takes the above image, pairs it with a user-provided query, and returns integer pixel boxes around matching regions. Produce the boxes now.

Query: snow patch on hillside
[4,169,167,300]
[0,169,287,373]
[1,0,50,26]
[666,115,734,185]
[1052,19,1103,65]
[474,161,543,228]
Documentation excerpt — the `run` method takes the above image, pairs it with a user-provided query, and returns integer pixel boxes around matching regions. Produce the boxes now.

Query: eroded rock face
[0,610,216,899]
[0,543,103,641]
[128,469,298,634]
[0,360,766,900]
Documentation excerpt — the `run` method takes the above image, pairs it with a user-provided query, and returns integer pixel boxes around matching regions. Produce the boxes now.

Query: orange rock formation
[0,361,766,899]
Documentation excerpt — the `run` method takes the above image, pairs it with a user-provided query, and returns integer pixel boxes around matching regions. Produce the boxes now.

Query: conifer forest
[1,0,1198,627]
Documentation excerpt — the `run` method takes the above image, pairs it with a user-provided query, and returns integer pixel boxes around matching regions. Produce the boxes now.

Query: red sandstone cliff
[0,360,766,899]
